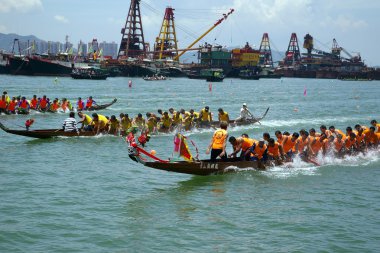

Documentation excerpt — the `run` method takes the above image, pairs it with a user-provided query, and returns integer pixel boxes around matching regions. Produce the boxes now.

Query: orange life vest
[30,98,38,109]
[310,137,323,153]
[0,99,7,109]
[241,138,255,152]
[251,144,267,159]
[7,101,17,111]
[267,142,280,158]
[51,103,59,111]
[334,139,344,152]
[86,99,93,108]
[77,100,84,110]
[295,136,309,152]
[19,100,29,109]
[39,99,48,109]
[345,137,356,149]
[283,136,296,153]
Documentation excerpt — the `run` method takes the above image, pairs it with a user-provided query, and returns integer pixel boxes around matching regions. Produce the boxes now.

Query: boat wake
[224,149,380,179]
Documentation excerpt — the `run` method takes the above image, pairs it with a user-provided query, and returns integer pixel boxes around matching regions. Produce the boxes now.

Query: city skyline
[0,0,379,65]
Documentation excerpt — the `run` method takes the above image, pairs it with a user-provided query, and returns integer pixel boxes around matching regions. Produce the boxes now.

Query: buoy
[128,80,132,87]
[150,150,156,155]
[209,83,212,92]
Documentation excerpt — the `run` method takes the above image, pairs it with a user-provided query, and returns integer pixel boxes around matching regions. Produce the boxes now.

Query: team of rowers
[0,91,99,114]
[207,120,380,163]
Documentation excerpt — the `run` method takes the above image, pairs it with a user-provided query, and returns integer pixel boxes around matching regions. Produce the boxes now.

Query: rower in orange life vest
[247,139,268,162]
[77,97,85,111]
[85,96,97,110]
[38,95,49,111]
[0,94,8,114]
[49,98,60,112]
[228,134,256,160]
[282,132,299,160]
[206,121,228,161]
[17,96,30,114]
[370,119,380,133]
[61,98,72,112]
[30,95,38,110]
[7,97,17,114]
[365,126,379,148]
[267,137,285,161]
[329,125,346,139]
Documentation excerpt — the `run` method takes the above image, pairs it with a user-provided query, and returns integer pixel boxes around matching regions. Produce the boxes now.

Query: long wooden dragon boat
[0,121,97,139]
[30,98,117,113]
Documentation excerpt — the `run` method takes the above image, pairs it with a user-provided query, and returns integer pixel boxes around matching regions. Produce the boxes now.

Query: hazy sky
[0,0,379,65]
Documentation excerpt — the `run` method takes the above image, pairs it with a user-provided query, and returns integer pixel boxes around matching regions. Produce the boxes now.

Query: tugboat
[71,67,109,80]
[238,69,260,80]
[203,68,225,82]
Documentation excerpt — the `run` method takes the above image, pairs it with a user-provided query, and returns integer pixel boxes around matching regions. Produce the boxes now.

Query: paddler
[370,120,380,133]
[218,108,230,123]
[17,96,30,114]
[320,125,331,138]
[49,98,60,112]
[159,111,172,132]
[344,132,358,154]
[329,126,346,139]
[333,134,345,156]
[247,139,268,162]
[206,121,228,162]
[108,115,120,135]
[282,132,299,160]
[228,135,256,160]
[30,95,38,110]
[6,97,17,114]
[0,95,8,114]
[38,95,49,112]
[120,113,132,135]
[180,109,192,131]
[62,112,78,133]
[85,96,97,110]
[275,130,284,144]
[189,109,199,122]
[199,106,212,128]
[3,91,10,103]
[235,103,253,123]
[78,111,93,131]
[61,98,72,112]
[267,138,285,161]
[365,127,379,148]
[77,97,85,111]
[132,113,146,129]
[91,113,108,134]
[172,111,183,129]
[145,112,158,133]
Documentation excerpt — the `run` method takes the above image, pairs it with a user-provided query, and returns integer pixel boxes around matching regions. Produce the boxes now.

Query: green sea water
[0,76,380,252]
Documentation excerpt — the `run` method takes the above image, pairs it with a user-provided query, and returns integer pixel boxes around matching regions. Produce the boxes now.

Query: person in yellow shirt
[172,111,183,128]
[133,113,145,129]
[91,113,108,134]
[206,121,228,161]
[78,112,93,131]
[120,113,132,135]
[199,106,212,128]
[180,109,192,130]
[160,111,172,132]
[218,108,230,123]
[146,112,158,133]
[108,115,120,135]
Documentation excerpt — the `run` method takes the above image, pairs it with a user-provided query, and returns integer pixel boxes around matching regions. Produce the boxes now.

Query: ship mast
[117,0,146,60]
[154,7,178,60]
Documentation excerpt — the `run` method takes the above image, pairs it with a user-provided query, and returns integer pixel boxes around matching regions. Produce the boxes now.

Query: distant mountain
[0,33,45,52]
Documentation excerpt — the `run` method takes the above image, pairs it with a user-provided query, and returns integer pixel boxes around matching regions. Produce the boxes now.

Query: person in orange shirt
[6,97,17,114]
[282,132,299,160]
[267,138,284,161]
[354,127,366,151]
[329,126,346,139]
[333,134,345,156]
[206,121,228,162]
[344,133,358,154]
[30,95,38,110]
[354,124,370,135]
[365,127,379,148]
[295,129,313,156]
[248,139,268,162]
[275,130,284,144]
[17,96,30,114]
[310,133,327,156]
[320,125,331,138]
[228,135,256,160]
[370,120,380,133]
[49,98,60,112]
[0,95,8,114]
[38,95,49,111]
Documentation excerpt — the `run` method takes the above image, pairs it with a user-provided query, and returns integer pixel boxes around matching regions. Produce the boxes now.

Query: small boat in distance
[187,68,225,82]
[71,67,109,80]
[143,74,167,81]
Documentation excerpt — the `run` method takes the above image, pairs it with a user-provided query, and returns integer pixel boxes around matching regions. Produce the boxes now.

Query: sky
[0,0,379,66]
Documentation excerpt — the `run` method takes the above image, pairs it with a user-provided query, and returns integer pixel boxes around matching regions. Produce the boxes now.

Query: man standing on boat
[63,112,78,133]
[206,121,228,162]
[235,103,254,123]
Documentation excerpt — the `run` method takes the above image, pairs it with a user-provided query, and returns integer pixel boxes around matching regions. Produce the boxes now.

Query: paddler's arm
[206,140,213,154]
[228,141,242,158]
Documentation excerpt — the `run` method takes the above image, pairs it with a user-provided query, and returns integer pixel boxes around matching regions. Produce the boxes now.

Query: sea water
[0,76,380,252]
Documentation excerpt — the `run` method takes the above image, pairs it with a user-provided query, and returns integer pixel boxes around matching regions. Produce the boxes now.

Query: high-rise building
[99,41,118,59]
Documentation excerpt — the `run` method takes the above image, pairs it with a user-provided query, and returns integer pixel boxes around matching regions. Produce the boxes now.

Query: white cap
[243,103,247,107]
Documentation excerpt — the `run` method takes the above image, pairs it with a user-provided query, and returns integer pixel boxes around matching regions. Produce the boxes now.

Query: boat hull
[143,159,266,176]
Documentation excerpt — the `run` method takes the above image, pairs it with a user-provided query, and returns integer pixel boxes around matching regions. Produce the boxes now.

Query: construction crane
[173,8,234,61]
[332,38,362,63]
